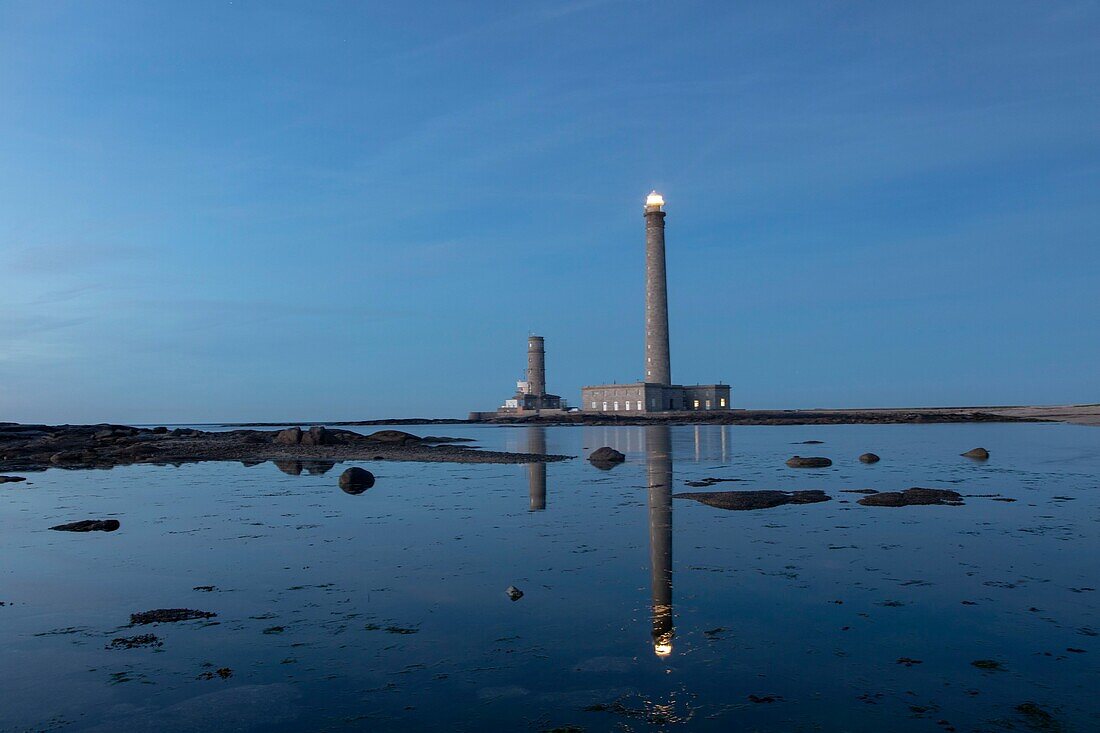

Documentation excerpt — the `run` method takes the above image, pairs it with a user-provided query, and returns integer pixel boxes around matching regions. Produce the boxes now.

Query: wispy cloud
[3,242,151,274]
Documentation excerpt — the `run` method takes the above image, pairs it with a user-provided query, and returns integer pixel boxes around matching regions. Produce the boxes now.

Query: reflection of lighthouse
[646,425,674,656]
[526,426,547,511]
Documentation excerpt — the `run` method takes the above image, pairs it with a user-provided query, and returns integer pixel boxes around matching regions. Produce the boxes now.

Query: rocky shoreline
[0,424,570,473]
[223,408,1046,428]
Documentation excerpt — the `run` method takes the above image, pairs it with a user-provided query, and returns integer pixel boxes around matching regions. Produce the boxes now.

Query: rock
[0,475,27,483]
[859,453,880,464]
[971,659,1004,671]
[130,608,217,625]
[1014,702,1056,727]
[786,456,832,468]
[684,477,743,488]
[338,467,375,494]
[152,426,169,434]
[366,430,421,445]
[859,488,964,507]
[49,451,85,464]
[106,634,163,650]
[962,447,989,460]
[674,489,831,511]
[841,488,879,494]
[273,428,302,445]
[198,667,233,680]
[50,519,120,532]
[300,426,328,446]
[506,586,524,601]
[588,447,625,468]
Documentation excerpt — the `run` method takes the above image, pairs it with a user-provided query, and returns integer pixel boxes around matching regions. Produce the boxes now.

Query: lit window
[720,398,726,407]
[693,400,700,409]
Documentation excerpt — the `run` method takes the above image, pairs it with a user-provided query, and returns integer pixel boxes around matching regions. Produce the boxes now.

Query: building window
[693,399,700,409]
[591,401,597,409]
[602,402,608,411]
[625,401,631,410]
[613,401,619,411]
[720,398,726,407]
[705,400,711,409]
[649,398,656,408]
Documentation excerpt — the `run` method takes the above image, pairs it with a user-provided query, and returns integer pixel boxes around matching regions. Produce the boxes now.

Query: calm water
[1,423,1098,732]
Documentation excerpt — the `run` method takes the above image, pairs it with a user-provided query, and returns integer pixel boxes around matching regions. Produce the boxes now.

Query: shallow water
[2,423,1098,732]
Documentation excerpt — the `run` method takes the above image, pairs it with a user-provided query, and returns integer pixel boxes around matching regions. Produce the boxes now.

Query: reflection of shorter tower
[526,426,547,511]
[646,425,673,656]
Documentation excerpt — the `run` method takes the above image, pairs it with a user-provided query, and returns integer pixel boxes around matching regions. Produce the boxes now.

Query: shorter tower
[526,336,546,400]
[490,335,565,415]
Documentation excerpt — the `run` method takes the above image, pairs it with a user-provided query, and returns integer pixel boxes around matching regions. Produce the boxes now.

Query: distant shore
[218,404,1100,428]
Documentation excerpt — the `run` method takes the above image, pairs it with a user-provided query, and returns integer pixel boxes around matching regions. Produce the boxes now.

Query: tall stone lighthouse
[644,191,671,386]
[581,191,731,413]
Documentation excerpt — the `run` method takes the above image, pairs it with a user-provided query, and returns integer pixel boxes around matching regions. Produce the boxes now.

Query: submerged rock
[130,608,217,625]
[684,477,743,488]
[859,488,964,507]
[786,456,832,468]
[674,489,831,511]
[50,519,120,532]
[859,453,881,464]
[1014,702,1057,728]
[338,467,375,494]
[962,447,990,460]
[971,659,1005,671]
[107,634,163,650]
[0,475,27,483]
[588,447,625,469]
[506,586,524,601]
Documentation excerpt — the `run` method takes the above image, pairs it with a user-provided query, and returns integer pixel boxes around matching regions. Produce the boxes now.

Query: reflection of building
[646,425,674,656]
[582,193,731,413]
[526,426,546,511]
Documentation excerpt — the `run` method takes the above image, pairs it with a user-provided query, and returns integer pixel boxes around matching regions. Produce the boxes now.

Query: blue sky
[1,1,1098,423]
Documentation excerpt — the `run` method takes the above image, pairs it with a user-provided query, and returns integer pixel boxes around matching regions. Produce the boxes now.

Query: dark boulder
[0,475,27,483]
[588,447,625,468]
[674,489,831,511]
[858,488,964,507]
[273,427,302,445]
[786,456,832,468]
[300,426,330,446]
[962,447,989,460]
[859,453,881,464]
[338,467,375,494]
[50,519,120,532]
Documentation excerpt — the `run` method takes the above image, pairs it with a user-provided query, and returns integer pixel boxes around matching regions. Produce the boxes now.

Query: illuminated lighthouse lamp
[645,190,665,209]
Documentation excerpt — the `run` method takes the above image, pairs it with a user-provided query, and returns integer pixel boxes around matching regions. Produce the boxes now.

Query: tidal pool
[1,423,1098,731]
